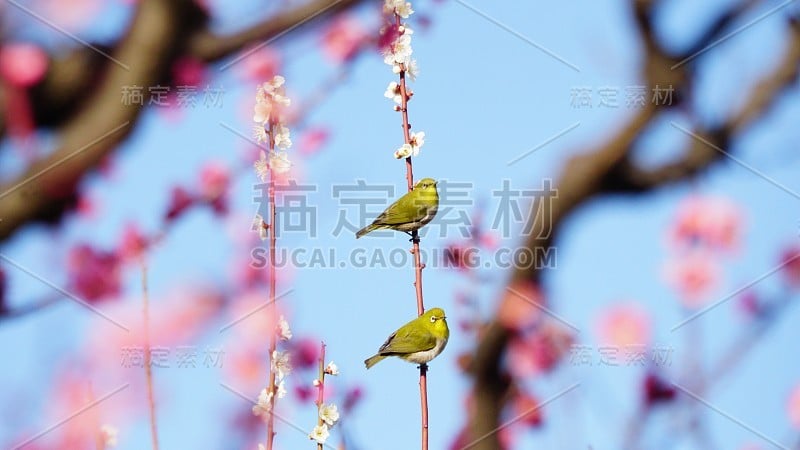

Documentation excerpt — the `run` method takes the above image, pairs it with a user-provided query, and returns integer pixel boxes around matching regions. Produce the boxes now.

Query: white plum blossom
[394,131,424,159]
[270,151,291,174]
[312,378,321,387]
[384,33,412,66]
[253,101,272,124]
[277,315,292,341]
[406,59,419,81]
[394,143,413,159]
[271,350,292,380]
[384,0,414,18]
[276,380,287,399]
[384,81,402,104]
[309,424,330,444]
[252,124,268,143]
[252,75,294,181]
[255,149,292,178]
[272,93,291,107]
[252,214,268,241]
[324,361,339,375]
[254,150,270,182]
[258,445,266,450]
[252,388,274,420]
[409,131,425,153]
[273,124,292,149]
[100,424,118,447]
[395,1,413,18]
[319,403,340,426]
[260,75,285,97]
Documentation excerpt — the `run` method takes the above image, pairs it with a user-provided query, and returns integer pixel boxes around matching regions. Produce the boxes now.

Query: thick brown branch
[0,0,205,242]
[188,0,366,62]
[608,19,800,192]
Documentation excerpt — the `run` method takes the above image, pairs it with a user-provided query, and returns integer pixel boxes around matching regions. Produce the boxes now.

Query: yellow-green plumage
[364,307,449,369]
[356,178,439,238]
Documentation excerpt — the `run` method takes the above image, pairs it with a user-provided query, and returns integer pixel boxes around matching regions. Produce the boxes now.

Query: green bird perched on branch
[355,178,439,238]
[364,307,449,369]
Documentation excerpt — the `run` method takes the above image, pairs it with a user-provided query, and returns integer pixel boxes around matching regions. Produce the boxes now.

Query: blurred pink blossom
[342,385,364,412]
[507,320,574,377]
[234,256,271,288]
[172,57,206,86]
[290,337,321,370]
[497,281,544,332]
[736,289,761,318]
[788,383,800,429]
[165,186,196,222]
[478,231,500,250]
[444,243,478,272]
[199,161,230,202]
[512,392,543,428]
[595,303,651,347]
[118,223,149,261]
[377,22,402,55]
[662,251,721,308]
[321,15,368,63]
[237,47,282,81]
[295,384,316,403]
[85,287,224,376]
[643,372,676,405]
[75,193,98,219]
[221,290,293,390]
[298,127,330,156]
[668,195,744,252]
[67,244,122,302]
[779,245,800,288]
[40,0,103,31]
[0,43,49,87]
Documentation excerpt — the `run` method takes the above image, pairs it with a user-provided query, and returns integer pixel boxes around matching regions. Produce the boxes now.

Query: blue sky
[1,0,800,449]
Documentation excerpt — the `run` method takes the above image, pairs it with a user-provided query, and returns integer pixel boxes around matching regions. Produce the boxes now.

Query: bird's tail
[364,354,386,369]
[356,223,381,239]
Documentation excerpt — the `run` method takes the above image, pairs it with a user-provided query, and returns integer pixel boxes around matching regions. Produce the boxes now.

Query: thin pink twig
[265,121,279,450]
[140,259,160,450]
[393,13,428,450]
[316,342,327,450]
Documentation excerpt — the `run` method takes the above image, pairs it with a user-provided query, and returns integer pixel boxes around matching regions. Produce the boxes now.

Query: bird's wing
[374,192,421,226]
[378,328,436,355]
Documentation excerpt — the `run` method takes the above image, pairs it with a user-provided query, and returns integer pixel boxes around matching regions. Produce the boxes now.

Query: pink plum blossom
[321,15,368,63]
[66,244,122,302]
[497,281,544,332]
[0,43,48,87]
[507,320,574,377]
[595,303,652,347]
[118,223,149,261]
[237,47,282,81]
[662,251,721,308]
[298,127,330,156]
[779,245,800,288]
[788,383,800,429]
[667,195,744,253]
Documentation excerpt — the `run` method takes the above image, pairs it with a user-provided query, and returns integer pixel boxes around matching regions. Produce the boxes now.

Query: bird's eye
[430,316,436,323]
